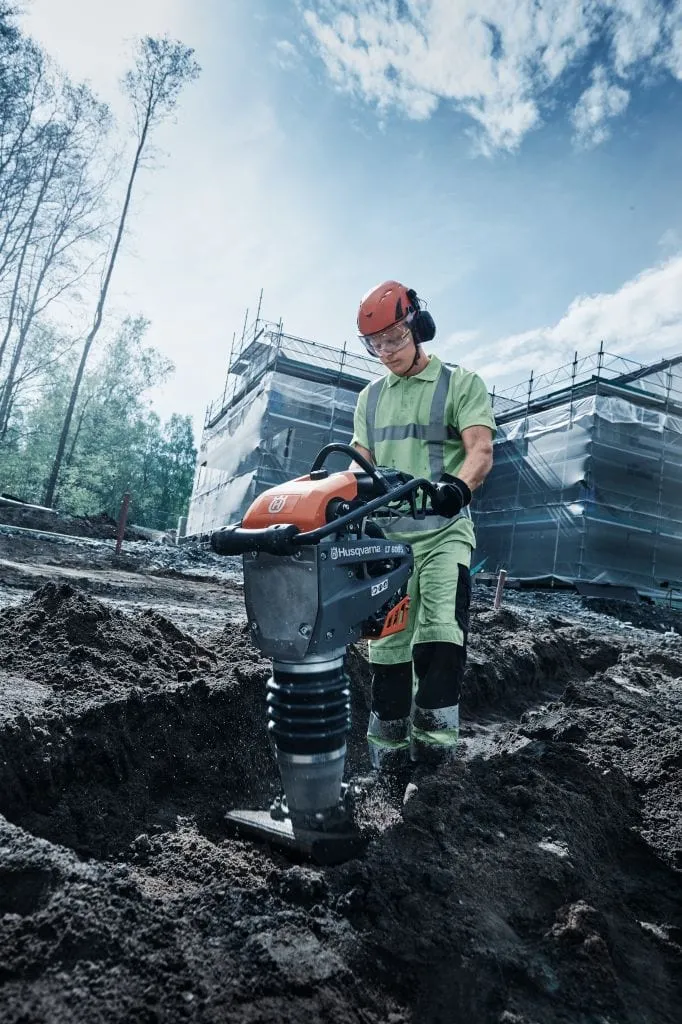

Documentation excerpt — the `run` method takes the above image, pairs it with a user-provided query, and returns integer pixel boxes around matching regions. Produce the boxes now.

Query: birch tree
[0,82,110,432]
[43,36,200,507]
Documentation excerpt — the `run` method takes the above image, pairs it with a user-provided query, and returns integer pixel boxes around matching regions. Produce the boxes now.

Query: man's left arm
[457,425,494,492]
[432,426,494,517]
[431,372,496,518]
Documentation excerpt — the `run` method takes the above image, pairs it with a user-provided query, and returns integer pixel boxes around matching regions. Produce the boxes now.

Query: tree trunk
[0,344,20,438]
[65,398,90,469]
[43,124,148,507]
[42,35,199,507]
[0,128,69,373]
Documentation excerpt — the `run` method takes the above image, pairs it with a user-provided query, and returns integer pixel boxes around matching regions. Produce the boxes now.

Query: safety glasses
[360,321,414,358]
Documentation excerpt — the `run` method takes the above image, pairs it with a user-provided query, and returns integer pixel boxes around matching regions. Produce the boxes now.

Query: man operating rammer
[352,280,496,779]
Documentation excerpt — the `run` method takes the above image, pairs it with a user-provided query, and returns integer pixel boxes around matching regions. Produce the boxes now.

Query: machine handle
[310,442,391,493]
[295,476,437,545]
[211,523,301,556]
[210,474,440,555]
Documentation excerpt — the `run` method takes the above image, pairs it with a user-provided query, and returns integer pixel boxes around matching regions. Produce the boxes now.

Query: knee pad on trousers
[370,661,413,720]
[368,663,413,772]
[412,641,466,709]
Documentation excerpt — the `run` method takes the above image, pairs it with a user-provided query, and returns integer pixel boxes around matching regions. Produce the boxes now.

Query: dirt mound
[582,596,682,633]
[0,582,216,694]
[330,742,680,1023]
[0,502,148,540]
[0,587,278,858]
[0,586,680,1023]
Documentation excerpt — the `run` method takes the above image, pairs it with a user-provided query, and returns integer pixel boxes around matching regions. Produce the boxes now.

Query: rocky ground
[0,512,680,1024]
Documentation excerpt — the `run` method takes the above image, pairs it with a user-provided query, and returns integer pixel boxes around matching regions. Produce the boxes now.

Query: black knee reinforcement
[412,641,466,709]
[370,661,413,720]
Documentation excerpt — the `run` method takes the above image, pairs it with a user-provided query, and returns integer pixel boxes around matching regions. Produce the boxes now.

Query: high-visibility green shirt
[351,355,496,547]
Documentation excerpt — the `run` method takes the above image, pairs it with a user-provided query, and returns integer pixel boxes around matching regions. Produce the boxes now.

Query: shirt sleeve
[453,370,497,437]
[351,386,370,450]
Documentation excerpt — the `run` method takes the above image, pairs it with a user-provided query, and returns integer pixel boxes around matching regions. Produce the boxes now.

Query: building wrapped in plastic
[187,327,682,595]
[472,351,682,593]
[185,317,381,537]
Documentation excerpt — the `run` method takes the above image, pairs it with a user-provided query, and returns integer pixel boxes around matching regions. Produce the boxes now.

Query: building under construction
[185,312,381,538]
[473,348,682,594]
[187,321,682,595]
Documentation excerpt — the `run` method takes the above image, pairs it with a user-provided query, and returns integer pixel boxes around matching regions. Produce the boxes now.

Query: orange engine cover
[242,472,359,532]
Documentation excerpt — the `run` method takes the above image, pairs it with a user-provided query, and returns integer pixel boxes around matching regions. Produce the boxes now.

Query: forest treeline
[0,5,200,530]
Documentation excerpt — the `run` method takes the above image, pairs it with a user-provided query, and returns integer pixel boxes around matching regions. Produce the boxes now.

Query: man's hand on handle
[431,476,472,518]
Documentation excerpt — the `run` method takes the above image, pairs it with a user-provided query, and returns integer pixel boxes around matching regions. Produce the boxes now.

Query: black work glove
[431,476,472,518]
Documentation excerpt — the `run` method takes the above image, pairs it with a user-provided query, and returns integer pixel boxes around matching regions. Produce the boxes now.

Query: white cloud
[468,256,682,390]
[302,0,682,152]
[608,0,661,74]
[572,65,630,148]
[659,228,682,255]
[438,330,480,365]
[274,39,301,71]
[664,2,682,78]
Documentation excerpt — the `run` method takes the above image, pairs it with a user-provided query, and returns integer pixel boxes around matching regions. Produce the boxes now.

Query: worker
[352,280,495,778]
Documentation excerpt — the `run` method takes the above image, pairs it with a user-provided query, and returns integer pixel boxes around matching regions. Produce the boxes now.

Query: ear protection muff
[406,288,436,344]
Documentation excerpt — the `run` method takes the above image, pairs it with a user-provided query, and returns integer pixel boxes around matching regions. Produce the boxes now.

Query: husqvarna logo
[268,495,287,513]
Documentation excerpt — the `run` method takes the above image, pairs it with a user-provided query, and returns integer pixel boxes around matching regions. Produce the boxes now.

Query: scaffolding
[187,319,682,595]
[186,306,382,537]
[473,345,682,593]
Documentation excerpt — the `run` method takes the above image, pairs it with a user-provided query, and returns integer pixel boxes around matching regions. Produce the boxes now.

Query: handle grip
[211,523,300,556]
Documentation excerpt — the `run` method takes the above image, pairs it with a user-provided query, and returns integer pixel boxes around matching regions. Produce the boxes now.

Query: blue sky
[21,0,682,430]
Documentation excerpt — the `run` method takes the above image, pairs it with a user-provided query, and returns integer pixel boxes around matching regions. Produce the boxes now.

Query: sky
[19,0,682,434]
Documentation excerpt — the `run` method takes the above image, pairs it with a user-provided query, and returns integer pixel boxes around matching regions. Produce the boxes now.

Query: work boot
[363,727,413,804]
[366,712,410,770]
[410,703,460,768]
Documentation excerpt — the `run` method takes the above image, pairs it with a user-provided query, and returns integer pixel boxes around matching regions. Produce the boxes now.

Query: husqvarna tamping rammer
[211,443,436,864]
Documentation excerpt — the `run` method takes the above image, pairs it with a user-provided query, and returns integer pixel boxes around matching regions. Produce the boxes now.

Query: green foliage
[0,16,200,531]
[1,318,197,530]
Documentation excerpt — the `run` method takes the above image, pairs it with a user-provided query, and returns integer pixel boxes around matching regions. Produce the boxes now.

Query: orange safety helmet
[358,281,416,336]
[357,280,436,358]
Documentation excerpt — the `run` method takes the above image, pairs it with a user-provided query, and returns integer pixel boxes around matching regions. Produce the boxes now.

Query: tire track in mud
[0,582,680,1024]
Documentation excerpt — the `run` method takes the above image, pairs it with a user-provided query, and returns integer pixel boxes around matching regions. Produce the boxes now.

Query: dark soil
[0,502,148,541]
[582,596,682,633]
[0,532,244,633]
[0,582,680,1023]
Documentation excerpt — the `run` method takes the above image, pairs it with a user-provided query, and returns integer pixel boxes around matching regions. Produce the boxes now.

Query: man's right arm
[349,388,374,467]
[350,443,374,468]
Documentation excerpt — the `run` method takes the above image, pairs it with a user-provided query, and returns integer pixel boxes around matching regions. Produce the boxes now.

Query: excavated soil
[0,568,680,1023]
[0,529,244,633]
[0,502,149,541]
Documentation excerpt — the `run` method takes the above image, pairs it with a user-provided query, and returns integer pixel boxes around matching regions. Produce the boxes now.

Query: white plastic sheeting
[186,470,256,538]
[186,367,365,536]
[473,381,682,591]
[185,384,268,537]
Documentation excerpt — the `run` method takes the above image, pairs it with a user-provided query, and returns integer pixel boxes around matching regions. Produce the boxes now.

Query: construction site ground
[0,510,680,1024]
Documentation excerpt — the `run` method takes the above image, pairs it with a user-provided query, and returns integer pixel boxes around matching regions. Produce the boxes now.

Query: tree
[54,316,176,515]
[1,313,196,529]
[43,35,200,507]
[0,80,110,433]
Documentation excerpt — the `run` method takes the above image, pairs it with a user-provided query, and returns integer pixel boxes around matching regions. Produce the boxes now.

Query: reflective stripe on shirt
[366,364,454,480]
